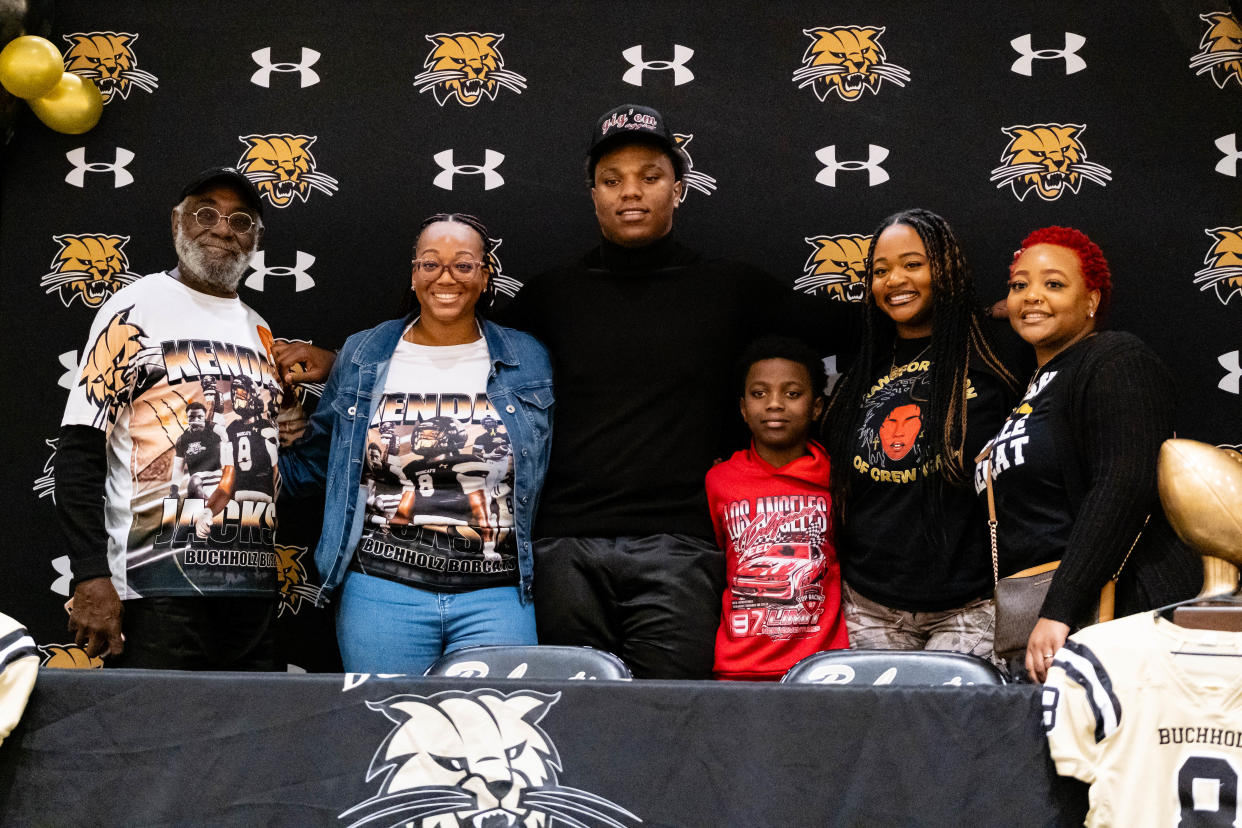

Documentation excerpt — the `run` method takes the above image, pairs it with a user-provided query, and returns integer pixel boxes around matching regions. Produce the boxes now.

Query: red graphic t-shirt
[707,441,848,680]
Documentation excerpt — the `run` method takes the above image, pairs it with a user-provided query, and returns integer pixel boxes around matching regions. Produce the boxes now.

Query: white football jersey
[1044,613,1242,827]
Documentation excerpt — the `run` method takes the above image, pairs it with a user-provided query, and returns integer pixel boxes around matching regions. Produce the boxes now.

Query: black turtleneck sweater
[498,235,857,540]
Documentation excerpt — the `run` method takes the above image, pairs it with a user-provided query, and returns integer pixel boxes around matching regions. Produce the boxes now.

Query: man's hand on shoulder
[272,340,336,385]
[68,577,124,658]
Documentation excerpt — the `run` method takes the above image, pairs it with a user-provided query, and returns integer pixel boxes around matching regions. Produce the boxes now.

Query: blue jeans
[335,570,536,675]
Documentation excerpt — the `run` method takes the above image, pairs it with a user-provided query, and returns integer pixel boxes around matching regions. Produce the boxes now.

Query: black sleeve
[1040,341,1172,624]
[55,424,113,587]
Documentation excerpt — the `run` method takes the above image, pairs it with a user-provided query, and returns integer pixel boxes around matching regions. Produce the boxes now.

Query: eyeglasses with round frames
[191,206,258,235]
[411,258,486,282]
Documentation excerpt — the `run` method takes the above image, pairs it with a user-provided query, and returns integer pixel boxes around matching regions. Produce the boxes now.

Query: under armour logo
[1010,33,1087,76]
[65,147,134,188]
[621,44,695,86]
[433,149,505,191]
[57,351,79,389]
[51,555,73,596]
[250,47,321,88]
[1221,350,1242,394]
[815,145,890,187]
[245,250,316,292]
[1217,134,1241,177]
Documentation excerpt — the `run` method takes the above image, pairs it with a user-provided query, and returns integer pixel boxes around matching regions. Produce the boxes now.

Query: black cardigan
[1038,331,1201,624]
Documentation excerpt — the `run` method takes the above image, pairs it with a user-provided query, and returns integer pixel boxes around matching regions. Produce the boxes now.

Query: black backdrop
[1,1,1238,667]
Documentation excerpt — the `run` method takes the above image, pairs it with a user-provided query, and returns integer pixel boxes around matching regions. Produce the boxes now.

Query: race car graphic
[733,543,826,604]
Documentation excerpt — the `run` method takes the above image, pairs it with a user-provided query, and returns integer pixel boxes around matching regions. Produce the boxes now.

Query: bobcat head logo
[41,234,141,308]
[61,31,159,102]
[672,133,717,202]
[341,689,642,828]
[793,26,911,102]
[39,643,104,669]
[989,124,1112,202]
[796,234,873,301]
[275,544,318,616]
[79,306,149,426]
[1191,11,1242,89]
[237,134,340,208]
[1195,226,1242,305]
[413,33,527,107]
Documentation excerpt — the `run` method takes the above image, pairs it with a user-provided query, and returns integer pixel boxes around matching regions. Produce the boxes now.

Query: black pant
[533,534,725,679]
[109,596,278,670]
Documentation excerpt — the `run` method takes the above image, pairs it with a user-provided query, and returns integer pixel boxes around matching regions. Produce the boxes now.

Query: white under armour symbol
[65,147,134,188]
[1010,33,1087,76]
[1221,351,1242,394]
[57,351,79,390]
[250,47,321,88]
[815,145,890,187]
[1216,134,1241,177]
[51,555,73,596]
[245,250,316,292]
[433,149,505,191]
[621,44,695,86]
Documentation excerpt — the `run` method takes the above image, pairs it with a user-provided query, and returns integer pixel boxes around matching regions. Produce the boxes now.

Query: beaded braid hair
[822,208,1019,536]
[399,212,500,317]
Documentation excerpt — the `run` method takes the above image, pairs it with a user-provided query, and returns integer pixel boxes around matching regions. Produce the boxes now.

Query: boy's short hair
[735,336,827,397]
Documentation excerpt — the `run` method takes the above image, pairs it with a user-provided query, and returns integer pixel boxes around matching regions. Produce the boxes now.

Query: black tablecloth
[0,669,1086,827]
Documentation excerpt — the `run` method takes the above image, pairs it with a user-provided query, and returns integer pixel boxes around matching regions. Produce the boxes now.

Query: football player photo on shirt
[355,390,518,589]
[62,282,284,598]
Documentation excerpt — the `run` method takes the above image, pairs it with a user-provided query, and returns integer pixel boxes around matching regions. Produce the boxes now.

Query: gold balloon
[1158,438,1242,566]
[0,35,64,99]
[29,72,102,134]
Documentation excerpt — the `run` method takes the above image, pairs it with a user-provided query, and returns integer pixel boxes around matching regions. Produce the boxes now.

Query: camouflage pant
[841,581,995,659]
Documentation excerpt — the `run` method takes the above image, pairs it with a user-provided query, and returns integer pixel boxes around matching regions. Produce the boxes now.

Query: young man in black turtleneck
[500,104,855,679]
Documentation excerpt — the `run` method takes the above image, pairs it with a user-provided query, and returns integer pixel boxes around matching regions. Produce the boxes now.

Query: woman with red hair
[976,226,1200,681]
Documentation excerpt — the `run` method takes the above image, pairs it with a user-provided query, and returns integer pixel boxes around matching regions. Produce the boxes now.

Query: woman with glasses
[279,213,554,674]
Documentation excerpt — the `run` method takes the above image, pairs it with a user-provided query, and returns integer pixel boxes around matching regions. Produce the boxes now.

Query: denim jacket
[280,316,553,606]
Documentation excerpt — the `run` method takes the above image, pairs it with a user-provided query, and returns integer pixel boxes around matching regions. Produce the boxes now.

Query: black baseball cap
[587,103,686,179]
[179,167,265,218]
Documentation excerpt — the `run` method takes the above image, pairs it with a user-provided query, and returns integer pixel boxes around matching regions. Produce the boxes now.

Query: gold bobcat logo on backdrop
[796,234,873,301]
[989,123,1112,201]
[39,643,104,669]
[413,32,528,106]
[341,689,641,828]
[61,31,159,103]
[41,234,141,308]
[793,25,911,101]
[237,134,339,208]
[1191,11,1242,89]
[275,544,319,616]
[673,133,717,201]
[1195,226,1242,305]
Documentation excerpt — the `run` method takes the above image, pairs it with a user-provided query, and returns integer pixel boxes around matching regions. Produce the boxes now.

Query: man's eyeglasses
[411,258,486,282]
[191,206,258,235]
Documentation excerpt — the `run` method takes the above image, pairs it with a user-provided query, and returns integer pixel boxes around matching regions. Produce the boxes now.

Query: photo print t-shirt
[60,272,283,599]
[841,336,1008,611]
[352,335,518,592]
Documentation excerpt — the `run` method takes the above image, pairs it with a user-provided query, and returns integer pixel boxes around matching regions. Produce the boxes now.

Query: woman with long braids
[821,208,1023,657]
[279,213,554,674]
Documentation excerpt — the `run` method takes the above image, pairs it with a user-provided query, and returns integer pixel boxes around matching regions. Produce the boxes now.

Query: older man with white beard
[56,167,288,670]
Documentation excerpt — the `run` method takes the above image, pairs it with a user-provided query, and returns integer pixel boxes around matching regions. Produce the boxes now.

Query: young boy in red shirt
[708,337,849,680]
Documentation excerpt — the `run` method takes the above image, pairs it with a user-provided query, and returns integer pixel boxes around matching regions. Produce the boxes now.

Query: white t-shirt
[61,272,282,598]
[353,333,518,591]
